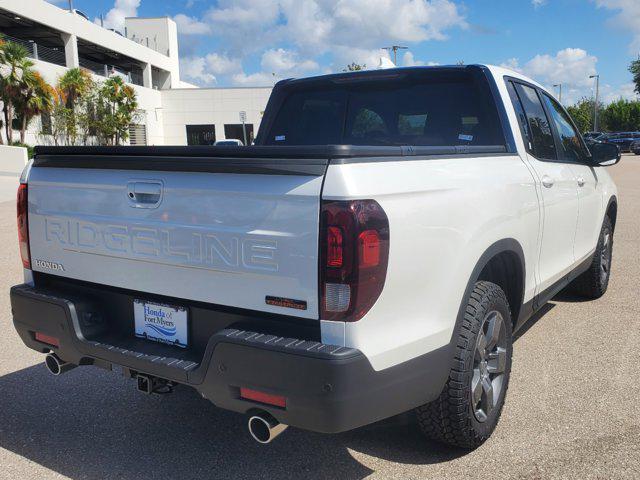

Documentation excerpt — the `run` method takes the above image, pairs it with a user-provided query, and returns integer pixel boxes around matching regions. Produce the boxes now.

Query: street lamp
[553,83,562,103]
[589,74,600,132]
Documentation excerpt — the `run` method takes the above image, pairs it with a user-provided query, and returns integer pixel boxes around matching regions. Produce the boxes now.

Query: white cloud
[601,82,639,103]
[205,53,243,75]
[211,0,466,54]
[531,0,547,7]
[501,48,600,104]
[232,71,279,86]
[180,53,243,85]
[261,48,319,74]
[173,14,212,35]
[97,0,140,32]
[402,51,425,66]
[180,57,217,85]
[175,0,467,86]
[595,0,640,52]
[523,48,598,88]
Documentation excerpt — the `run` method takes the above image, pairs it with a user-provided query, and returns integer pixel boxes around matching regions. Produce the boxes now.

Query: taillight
[320,200,389,322]
[17,183,30,269]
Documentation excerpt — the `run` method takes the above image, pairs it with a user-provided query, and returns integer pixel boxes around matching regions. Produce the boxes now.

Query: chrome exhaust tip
[248,413,288,444]
[45,353,76,376]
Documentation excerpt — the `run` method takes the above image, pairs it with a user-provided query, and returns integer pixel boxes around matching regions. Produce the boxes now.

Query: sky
[48,0,640,105]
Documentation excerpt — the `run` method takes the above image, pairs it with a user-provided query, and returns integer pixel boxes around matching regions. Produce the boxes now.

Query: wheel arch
[605,195,618,232]
[460,239,526,329]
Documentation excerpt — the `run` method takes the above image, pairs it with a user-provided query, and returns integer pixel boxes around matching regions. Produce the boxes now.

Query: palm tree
[99,76,138,145]
[16,70,54,143]
[0,41,33,143]
[57,67,93,111]
[56,68,93,145]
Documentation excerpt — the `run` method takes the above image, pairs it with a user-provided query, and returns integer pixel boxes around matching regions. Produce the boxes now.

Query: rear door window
[264,70,505,147]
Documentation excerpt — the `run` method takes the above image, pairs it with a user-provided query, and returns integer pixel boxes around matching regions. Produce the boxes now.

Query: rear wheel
[569,216,613,299]
[416,281,513,449]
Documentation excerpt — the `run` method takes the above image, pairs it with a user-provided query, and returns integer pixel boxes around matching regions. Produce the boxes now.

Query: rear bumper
[10,283,451,433]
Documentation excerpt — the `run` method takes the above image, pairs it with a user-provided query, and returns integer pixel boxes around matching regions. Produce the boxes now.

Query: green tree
[344,62,366,72]
[567,97,598,133]
[16,70,54,144]
[601,99,640,132]
[57,68,93,110]
[0,41,33,144]
[56,68,93,145]
[629,58,640,96]
[94,76,138,145]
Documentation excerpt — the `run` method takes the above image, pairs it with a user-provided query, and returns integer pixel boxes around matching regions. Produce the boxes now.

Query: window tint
[264,71,505,147]
[512,83,556,160]
[265,89,346,145]
[506,81,532,151]
[351,108,387,139]
[398,113,428,135]
[541,94,589,162]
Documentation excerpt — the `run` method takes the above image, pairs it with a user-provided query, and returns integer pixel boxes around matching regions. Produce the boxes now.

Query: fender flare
[605,195,618,232]
[444,238,526,361]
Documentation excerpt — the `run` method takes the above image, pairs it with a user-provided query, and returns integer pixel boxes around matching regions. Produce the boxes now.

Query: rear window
[263,70,505,147]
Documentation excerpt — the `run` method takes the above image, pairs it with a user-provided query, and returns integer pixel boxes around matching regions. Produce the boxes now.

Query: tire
[416,281,513,449]
[569,216,613,299]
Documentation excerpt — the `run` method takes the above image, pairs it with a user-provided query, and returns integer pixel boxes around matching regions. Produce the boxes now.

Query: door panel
[526,158,579,291]
[537,92,603,264]
[571,163,602,261]
[506,81,579,293]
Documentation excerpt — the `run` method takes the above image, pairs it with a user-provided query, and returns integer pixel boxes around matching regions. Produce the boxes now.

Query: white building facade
[0,0,273,146]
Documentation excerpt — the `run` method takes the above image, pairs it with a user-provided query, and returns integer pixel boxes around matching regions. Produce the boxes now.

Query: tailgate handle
[127,181,163,208]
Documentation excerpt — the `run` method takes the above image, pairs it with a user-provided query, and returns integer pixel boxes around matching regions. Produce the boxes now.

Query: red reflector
[240,388,287,408]
[35,332,59,348]
[327,226,343,267]
[358,230,380,267]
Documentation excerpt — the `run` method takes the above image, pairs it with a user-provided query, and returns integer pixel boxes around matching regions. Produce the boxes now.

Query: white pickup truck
[11,65,620,449]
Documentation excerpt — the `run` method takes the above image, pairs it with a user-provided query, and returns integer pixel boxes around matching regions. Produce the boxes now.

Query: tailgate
[26,159,325,319]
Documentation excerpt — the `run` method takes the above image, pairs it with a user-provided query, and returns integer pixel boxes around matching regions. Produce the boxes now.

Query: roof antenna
[68,0,74,13]
[382,45,408,66]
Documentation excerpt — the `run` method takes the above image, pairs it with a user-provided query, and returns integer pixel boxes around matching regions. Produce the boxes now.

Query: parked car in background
[214,139,244,146]
[596,132,640,152]
[583,131,603,141]
[631,139,640,155]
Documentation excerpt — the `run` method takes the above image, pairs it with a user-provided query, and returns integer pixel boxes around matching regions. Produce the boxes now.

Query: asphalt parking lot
[0,155,638,480]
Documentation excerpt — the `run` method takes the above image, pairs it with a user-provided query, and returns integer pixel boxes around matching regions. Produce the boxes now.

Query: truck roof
[277,64,549,100]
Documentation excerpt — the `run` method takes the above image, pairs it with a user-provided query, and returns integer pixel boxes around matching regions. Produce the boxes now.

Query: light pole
[589,74,600,132]
[553,83,562,103]
[382,46,408,66]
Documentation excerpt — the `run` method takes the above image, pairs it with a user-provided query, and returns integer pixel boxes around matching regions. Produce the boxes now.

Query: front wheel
[416,281,513,449]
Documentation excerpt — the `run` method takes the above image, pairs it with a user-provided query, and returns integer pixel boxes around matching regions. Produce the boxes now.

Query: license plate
[134,300,188,348]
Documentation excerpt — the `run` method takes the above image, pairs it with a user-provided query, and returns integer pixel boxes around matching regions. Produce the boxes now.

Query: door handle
[127,181,163,208]
[541,175,554,188]
[577,177,585,187]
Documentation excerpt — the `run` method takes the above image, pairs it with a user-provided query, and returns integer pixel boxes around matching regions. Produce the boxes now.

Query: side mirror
[590,142,621,166]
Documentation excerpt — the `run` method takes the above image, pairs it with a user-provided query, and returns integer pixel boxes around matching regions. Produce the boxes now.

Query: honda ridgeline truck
[11,65,620,448]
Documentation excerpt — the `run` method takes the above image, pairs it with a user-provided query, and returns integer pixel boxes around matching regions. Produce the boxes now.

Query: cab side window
[511,83,557,160]
[541,93,590,162]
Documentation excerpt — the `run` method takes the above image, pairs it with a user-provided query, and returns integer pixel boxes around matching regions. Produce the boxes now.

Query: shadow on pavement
[0,362,465,480]
[513,303,555,342]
